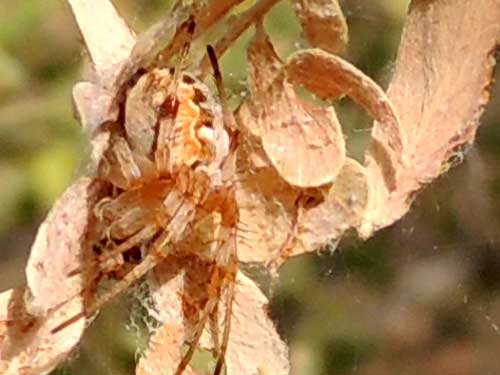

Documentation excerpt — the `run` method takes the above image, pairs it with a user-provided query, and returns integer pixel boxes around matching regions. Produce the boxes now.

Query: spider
[57,17,240,372]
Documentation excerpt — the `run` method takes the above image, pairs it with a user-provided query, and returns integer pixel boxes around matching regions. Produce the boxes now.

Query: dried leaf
[137,324,198,375]
[0,287,85,375]
[234,129,366,264]
[236,150,369,264]
[246,28,346,188]
[262,82,346,187]
[235,143,299,263]
[217,271,290,375]
[293,158,369,256]
[359,0,500,237]
[286,48,405,169]
[67,0,136,83]
[25,177,104,315]
[293,0,348,53]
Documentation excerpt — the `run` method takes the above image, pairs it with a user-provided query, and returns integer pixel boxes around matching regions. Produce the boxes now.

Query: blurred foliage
[1,0,500,374]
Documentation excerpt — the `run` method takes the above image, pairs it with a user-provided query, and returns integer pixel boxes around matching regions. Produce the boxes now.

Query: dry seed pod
[235,145,299,263]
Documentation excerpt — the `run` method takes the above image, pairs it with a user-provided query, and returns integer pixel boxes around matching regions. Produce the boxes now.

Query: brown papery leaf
[293,0,348,53]
[0,287,85,375]
[235,143,368,264]
[247,22,283,98]
[25,177,103,315]
[286,48,405,170]
[218,272,290,375]
[246,27,346,188]
[359,0,500,237]
[136,324,198,375]
[293,158,369,257]
[235,22,282,140]
[68,0,136,132]
[235,142,299,263]
[261,80,346,188]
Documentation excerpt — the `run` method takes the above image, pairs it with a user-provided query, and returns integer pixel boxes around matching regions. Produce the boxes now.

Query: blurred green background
[1,0,500,374]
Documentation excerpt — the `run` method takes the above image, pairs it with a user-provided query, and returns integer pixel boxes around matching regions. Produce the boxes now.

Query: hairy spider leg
[169,14,196,98]
[207,45,239,375]
[52,195,193,334]
[174,282,219,375]
[174,233,236,375]
[206,45,236,132]
[51,228,173,334]
[213,234,238,375]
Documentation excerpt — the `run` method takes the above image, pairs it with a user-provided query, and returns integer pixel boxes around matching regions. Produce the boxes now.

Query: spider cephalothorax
[101,68,230,191]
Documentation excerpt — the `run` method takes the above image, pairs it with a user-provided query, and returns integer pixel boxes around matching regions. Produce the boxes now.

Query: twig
[197,0,282,77]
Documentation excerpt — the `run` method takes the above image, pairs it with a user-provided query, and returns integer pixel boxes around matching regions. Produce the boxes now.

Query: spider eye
[182,74,196,84]
[202,120,214,128]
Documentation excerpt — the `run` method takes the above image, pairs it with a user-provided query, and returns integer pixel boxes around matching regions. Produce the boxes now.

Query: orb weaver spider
[56,16,240,374]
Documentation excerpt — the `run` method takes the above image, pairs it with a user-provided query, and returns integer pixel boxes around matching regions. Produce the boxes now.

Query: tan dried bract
[242,26,346,188]
[359,0,500,237]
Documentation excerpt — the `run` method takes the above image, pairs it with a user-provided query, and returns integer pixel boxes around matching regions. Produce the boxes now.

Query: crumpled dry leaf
[262,79,346,188]
[25,177,103,315]
[235,144,369,264]
[293,0,348,53]
[359,0,500,237]
[0,287,85,375]
[68,0,136,133]
[285,48,405,178]
[246,22,283,99]
[243,26,346,188]
[214,270,290,375]
[145,257,290,375]
[0,177,105,374]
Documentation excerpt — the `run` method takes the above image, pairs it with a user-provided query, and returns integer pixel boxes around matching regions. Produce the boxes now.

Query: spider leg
[174,297,217,375]
[214,234,238,375]
[206,45,236,132]
[51,228,173,334]
[176,227,228,375]
[98,225,159,264]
